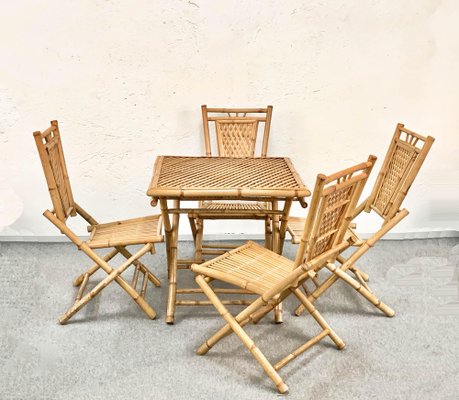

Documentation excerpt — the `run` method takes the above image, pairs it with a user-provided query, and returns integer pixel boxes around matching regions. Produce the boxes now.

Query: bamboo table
[147,156,310,324]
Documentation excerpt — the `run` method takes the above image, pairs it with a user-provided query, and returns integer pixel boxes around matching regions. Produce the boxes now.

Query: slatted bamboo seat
[188,105,274,260]
[195,200,268,213]
[34,120,163,324]
[290,123,435,317]
[195,241,294,295]
[191,158,375,393]
[87,215,162,249]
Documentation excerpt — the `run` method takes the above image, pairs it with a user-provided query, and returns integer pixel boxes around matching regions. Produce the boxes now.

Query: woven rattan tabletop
[147,156,310,200]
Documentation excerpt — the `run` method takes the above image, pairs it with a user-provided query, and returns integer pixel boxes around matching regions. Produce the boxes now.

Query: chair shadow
[193,317,341,395]
[61,279,163,325]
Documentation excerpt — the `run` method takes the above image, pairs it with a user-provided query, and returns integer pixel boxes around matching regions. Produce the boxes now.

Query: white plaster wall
[0,0,458,239]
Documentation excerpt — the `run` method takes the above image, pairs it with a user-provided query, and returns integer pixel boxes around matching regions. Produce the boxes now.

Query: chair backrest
[34,120,76,222]
[201,105,273,157]
[293,156,376,269]
[366,123,435,222]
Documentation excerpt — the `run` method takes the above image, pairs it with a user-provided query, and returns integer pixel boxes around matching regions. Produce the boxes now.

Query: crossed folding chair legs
[195,275,345,394]
[294,210,408,318]
[45,211,162,324]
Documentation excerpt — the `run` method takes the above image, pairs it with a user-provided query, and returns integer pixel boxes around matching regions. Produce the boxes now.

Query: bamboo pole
[140,272,148,298]
[165,199,180,324]
[325,263,394,316]
[261,105,273,157]
[177,288,252,294]
[202,105,212,156]
[176,300,252,306]
[75,273,89,302]
[274,329,329,371]
[278,199,292,254]
[131,266,140,290]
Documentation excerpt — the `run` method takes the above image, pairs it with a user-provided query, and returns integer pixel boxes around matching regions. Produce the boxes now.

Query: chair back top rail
[293,156,377,269]
[366,123,435,221]
[202,105,273,158]
[34,120,76,222]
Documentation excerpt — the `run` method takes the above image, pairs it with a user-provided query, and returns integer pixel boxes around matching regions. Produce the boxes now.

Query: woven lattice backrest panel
[369,124,435,219]
[34,121,75,222]
[202,106,273,157]
[147,156,310,199]
[295,158,375,266]
[216,119,259,157]
[308,185,354,259]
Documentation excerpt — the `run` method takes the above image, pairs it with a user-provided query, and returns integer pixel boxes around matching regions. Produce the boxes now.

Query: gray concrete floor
[1,238,458,399]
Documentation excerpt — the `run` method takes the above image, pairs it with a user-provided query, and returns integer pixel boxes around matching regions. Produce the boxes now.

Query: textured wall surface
[0,0,458,238]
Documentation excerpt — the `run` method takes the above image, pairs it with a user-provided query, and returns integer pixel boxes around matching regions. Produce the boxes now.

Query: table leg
[273,200,293,323]
[278,199,292,255]
[161,199,181,324]
[269,200,283,323]
[271,200,280,254]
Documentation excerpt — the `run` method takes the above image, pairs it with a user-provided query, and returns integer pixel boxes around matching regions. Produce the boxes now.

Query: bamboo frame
[290,124,435,317]
[147,155,310,324]
[190,159,374,393]
[34,121,163,324]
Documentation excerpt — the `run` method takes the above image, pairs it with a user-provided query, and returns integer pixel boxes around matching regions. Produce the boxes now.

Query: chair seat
[201,201,267,211]
[191,241,294,295]
[190,201,269,220]
[87,215,163,249]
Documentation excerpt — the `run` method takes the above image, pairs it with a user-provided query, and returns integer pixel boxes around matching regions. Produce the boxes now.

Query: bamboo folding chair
[188,105,274,261]
[191,157,375,393]
[34,120,163,324]
[289,123,435,317]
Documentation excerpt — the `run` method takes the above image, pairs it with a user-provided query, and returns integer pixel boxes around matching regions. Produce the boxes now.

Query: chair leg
[353,267,370,282]
[188,215,197,244]
[337,255,369,282]
[292,288,345,349]
[274,302,283,324]
[115,245,161,287]
[73,248,119,286]
[264,217,272,249]
[325,263,395,317]
[196,276,288,394]
[59,244,157,324]
[195,218,204,262]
